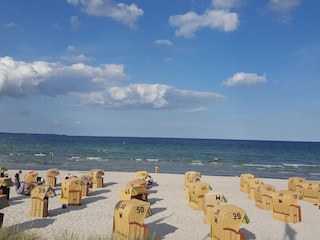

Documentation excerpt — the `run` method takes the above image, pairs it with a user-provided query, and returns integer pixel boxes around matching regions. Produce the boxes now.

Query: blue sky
[0,0,319,141]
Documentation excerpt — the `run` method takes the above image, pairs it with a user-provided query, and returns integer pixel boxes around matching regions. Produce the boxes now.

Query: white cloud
[223,72,266,87]
[61,54,94,63]
[66,0,143,28]
[67,45,76,52]
[267,0,300,22]
[169,9,239,38]
[70,16,80,29]
[212,0,245,9]
[0,56,224,111]
[0,56,127,97]
[77,84,225,110]
[4,22,17,28]
[154,39,172,46]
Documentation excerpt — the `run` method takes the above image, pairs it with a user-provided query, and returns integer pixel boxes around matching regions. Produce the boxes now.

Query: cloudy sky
[1,0,319,141]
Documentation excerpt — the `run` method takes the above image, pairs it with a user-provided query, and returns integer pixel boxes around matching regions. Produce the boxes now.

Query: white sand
[1,170,320,240]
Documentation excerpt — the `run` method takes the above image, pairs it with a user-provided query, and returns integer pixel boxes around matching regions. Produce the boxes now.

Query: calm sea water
[0,132,319,180]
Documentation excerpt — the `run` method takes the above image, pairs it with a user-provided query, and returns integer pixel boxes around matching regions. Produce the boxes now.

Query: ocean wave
[146,158,159,162]
[191,160,204,166]
[86,157,102,160]
[242,163,281,168]
[282,163,320,168]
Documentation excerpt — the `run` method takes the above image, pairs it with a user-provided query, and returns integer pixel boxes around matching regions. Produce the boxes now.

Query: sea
[0,132,319,180]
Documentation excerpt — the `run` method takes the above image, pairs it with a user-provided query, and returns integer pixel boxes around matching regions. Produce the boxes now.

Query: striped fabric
[0,195,9,209]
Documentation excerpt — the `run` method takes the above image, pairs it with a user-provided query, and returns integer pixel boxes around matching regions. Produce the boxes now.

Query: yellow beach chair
[248,178,264,200]
[288,177,306,195]
[203,192,228,224]
[46,168,60,187]
[120,180,148,201]
[271,190,301,223]
[60,177,83,206]
[254,184,276,210]
[113,199,150,240]
[30,185,55,217]
[188,181,212,211]
[210,204,250,240]
[301,181,320,204]
[24,171,39,195]
[89,169,104,188]
[240,173,254,193]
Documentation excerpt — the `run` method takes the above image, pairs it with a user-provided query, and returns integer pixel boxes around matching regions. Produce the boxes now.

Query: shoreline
[1,169,320,239]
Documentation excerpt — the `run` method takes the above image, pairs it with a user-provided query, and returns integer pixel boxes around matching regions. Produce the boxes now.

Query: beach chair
[0,191,9,209]
[30,185,55,217]
[210,204,250,240]
[60,177,83,206]
[271,190,301,223]
[79,175,93,196]
[301,181,320,204]
[89,169,104,188]
[24,171,39,195]
[254,184,276,210]
[119,180,148,201]
[184,171,201,199]
[248,178,264,200]
[0,177,13,200]
[240,173,254,193]
[203,192,228,224]
[46,168,60,187]
[0,167,8,177]
[188,181,212,211]
[288,177,306,195]
[113,199,150,240]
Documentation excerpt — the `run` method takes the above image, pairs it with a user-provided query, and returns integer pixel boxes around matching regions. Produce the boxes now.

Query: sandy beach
[1,169,320,240]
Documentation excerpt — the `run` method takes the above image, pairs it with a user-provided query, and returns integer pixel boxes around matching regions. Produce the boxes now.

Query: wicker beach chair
[301,181,320,204]
[271,190,301,223]
[240,173,255,194]
[119,180,148,202]
[60,177,83,206]
[203,192,228,224]
[113,199,151,240]
[46,168,60,187]
[210,204,250,240]
[254,184,276,210]
[248,178,264,200]
[188,181,212,211]
[30,185,55,217]
[88,169,104,188]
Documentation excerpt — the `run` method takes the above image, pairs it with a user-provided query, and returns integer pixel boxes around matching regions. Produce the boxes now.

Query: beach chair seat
[248,178,264,200]
[301,181,320,204]
[184,171,201,200]
[240,173,254,193]
[60,178,83,206]
[203,192,228,224]
[89,169,104,188]
[210,204,250,240]
[271,190,301,223]
[79,175,92,196]
[113,199,150,240]
[288,177,306,195]
[0,194,9,209]
[188,181,212,211]
[254,184,276,210]
[25,171,39,184]
[30,185,55,217]
[46,168,60,187]
[119,180,148,201]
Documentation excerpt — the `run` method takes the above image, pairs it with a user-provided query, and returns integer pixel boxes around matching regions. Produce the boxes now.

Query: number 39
[233,212,241,220]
